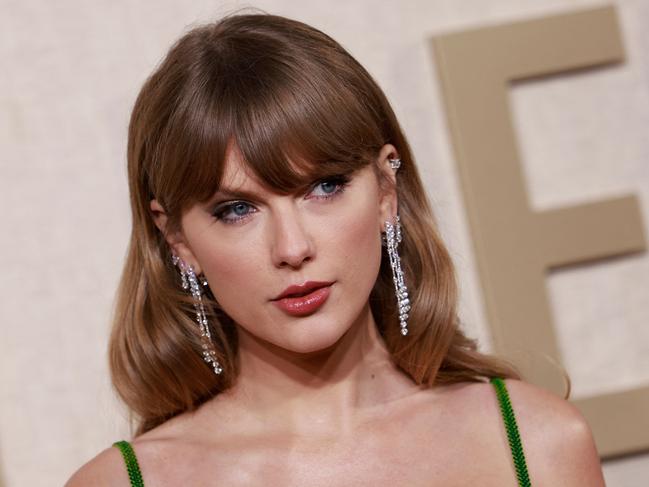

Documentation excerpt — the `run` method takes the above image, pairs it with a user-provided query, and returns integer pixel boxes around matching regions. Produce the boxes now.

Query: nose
[270,206,315,269]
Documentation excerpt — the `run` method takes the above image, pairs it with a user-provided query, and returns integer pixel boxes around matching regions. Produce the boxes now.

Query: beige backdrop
[0,0,647,486]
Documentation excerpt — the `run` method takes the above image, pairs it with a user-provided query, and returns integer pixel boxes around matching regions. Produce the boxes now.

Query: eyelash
[212,175,351,225]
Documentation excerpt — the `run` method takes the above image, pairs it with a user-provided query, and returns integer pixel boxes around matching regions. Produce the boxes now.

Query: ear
[375,143,399,230]
[150,199,203,273]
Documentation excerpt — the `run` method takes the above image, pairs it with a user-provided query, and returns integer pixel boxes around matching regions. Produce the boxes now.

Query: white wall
[0,0,647,485]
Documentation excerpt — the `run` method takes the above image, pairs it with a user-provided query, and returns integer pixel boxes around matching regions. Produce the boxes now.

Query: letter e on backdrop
[432,6,647,457]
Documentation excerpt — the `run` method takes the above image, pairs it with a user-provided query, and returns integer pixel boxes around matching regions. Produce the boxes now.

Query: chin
[276,320,352,355]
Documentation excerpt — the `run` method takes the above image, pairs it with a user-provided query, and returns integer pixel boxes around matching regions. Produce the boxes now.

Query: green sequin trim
[490,377,532,487]
[113,440,144,487]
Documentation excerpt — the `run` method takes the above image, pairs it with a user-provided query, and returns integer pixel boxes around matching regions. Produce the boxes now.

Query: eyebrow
[210,166,355,202]
[211,187,262,200]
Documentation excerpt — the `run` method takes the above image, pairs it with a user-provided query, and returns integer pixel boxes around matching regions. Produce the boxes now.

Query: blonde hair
[110,13,522,435]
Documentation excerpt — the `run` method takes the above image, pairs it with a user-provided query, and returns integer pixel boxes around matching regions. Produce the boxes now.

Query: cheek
[201,243,274,333]
[329,195,383,286]
[193,233,267,308]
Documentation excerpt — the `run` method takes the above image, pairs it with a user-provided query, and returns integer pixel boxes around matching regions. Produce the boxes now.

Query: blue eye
[213,201,256,224]
[212,175,351,224]
[231,202,250,216]
[309,175,350,199]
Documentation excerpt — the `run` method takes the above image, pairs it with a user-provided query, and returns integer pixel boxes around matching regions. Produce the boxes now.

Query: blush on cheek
[198,249,257,311]
[335,201,383,287]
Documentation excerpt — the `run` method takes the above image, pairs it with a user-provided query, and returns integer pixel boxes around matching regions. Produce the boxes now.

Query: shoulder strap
[113,440,145,487]
[490,377,532,487]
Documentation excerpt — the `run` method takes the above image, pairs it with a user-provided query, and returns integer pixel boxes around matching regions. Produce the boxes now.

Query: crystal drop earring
[384,215,410,336]
[172,254,223,375]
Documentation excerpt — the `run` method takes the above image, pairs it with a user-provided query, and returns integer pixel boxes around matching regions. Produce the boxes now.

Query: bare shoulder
[65,445,130,487]
[498,378,606,486]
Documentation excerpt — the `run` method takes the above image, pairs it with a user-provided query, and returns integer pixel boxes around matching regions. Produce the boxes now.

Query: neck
[218,305,422,438]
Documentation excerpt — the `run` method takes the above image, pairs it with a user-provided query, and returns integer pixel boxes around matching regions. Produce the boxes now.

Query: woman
[67,12,605,486]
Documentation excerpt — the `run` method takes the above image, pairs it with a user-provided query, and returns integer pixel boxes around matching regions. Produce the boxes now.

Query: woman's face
[158,145,397,354]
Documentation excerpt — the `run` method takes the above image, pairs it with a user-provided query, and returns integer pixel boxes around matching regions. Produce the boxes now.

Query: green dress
[113,377,531,486]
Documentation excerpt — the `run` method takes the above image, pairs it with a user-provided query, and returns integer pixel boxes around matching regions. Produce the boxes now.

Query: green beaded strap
[113,440,145,487]
[490,377,532,487]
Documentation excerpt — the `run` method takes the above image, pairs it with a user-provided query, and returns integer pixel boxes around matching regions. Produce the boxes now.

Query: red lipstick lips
[272,281,333,316]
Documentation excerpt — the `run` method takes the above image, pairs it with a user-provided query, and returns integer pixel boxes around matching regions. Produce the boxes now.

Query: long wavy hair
[110,12,522,435]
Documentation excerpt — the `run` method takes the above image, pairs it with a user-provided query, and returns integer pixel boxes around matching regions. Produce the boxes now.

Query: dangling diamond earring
[384,215,410,336]
[172,254,223,375]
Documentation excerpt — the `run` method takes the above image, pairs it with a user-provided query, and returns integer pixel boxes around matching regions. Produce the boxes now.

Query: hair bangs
[221,41,387,193]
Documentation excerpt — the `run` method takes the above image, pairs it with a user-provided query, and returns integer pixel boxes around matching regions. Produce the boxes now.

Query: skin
[66,144,606,486]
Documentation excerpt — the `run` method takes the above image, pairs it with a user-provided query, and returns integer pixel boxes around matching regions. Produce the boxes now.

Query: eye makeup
[211,173,352,225]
